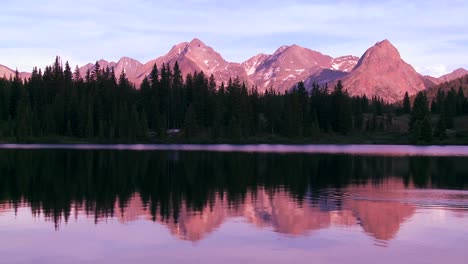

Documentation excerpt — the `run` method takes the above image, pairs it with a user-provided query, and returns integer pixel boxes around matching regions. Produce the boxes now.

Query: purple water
[0,145,466,263]
[0,143,467,156]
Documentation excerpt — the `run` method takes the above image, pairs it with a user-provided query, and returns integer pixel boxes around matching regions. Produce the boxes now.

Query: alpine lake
[0,144,467,264]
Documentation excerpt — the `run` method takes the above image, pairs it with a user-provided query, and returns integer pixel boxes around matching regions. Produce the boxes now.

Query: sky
[0,0,467,77]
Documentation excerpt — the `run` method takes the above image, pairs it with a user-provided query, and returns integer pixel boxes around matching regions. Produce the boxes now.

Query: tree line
[0,57,394,142]
[403,75,468,143]
[0,57,466,143]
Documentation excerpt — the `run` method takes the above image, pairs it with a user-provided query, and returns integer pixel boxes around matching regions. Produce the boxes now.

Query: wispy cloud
[0,0,467,76]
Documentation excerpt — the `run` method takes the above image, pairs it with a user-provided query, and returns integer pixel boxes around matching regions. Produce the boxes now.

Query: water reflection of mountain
[0,150,466,241]
[0,202,11,213]
[112,179,415,242]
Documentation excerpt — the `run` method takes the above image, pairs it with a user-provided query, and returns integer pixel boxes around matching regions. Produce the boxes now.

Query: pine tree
[296,81,309,136]
[410,91,432,143]
[183,104,198,139]
[403,91,411,114]
[434,89,445,114]
[140,77,152,120]
[73,65,82,82]
[9,70,22,119]
[331,81,352,134]
[15,96,33,141]
[444,89,456,129]
[91,61,101,82]
[86,97,94,138]
[434,111,446,140]
[457,86,465,115]
[420,117,432,142]
[0,78,10,122]
[140,110,149,139]
[172,62,184,128]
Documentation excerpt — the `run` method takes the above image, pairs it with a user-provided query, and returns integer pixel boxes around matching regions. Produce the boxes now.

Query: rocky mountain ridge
[339,39,428,102]
[1,39,466,102]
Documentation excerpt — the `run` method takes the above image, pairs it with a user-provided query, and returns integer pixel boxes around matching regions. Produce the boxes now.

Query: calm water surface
[0,145,467,264]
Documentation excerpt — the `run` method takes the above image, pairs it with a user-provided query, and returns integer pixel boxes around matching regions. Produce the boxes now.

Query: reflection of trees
[0,150,466,229]
[410,157,432,187]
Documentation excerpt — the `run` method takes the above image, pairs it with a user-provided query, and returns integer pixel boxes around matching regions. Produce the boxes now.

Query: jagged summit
[376,39,392,46]
[354,39,401,69]
[342,39,426,103]
[189,38,206,47]
[244,43,359,92]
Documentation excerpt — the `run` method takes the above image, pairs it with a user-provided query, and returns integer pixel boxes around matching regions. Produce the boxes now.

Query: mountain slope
[0,65,14,78]
[141,38,249,86]
[331,55,359,72]
[79,57,143,85]
[245,45,333,92]
[243,46,358,92]
[341,40,426,103]
[424,74,468,101]
[242,53,270,76]
[0,64,31,80]
[439,68,468,83]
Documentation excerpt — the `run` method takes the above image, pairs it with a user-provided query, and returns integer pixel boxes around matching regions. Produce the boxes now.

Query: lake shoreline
[0,135,467,146]
[1,143,468,157]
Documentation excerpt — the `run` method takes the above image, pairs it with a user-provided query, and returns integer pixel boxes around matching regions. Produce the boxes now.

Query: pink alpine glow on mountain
[340,40,427,103]
[1,38,467,103]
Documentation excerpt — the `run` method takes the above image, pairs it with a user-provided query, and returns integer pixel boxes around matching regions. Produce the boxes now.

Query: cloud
[415,65,449,78]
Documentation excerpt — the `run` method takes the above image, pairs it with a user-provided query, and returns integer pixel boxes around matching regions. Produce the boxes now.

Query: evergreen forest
[1,57,467,144]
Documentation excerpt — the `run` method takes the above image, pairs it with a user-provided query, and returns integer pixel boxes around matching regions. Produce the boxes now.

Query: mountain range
[1,38,467,103]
